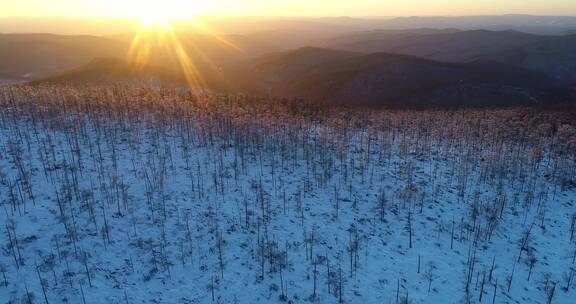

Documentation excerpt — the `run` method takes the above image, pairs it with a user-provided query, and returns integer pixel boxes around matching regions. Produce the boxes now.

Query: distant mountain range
[321,29,576,86]
[0,33,128,80]
[28,58,181,85]
[473,34,576,85]
[0,32,276,81]
[367,15,576,35]
[245,47,562,107]
[2,19,576,107]
[324,30,547,61]
[2,15,576,36]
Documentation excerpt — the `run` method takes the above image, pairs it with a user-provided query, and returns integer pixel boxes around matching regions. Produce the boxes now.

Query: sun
[132,0,188,29]
[140,14,171,30]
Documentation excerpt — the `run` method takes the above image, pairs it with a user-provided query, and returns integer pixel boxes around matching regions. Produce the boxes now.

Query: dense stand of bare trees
[0,84,575,303]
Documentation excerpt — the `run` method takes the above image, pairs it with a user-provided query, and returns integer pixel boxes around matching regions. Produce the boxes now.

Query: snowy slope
[0,86,575,304]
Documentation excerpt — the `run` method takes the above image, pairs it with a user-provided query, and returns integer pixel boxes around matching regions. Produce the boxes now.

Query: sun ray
[127,19,209,98]
[125,1,247,99]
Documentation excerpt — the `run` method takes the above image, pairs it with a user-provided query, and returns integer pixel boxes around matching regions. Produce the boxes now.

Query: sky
[1,0,575,18]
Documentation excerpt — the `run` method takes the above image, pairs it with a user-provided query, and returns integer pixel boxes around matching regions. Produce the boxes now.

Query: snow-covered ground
[0,86,575,304]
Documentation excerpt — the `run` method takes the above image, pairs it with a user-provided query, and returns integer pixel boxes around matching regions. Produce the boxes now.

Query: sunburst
[125,2,241,96]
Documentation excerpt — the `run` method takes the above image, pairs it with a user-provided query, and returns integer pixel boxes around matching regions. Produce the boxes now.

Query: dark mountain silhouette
[250,47,359,78]
[373,15,576,35]
[325,28,461,47]
[31,57,229,92]
[31,57,265,95]
[325,30,550,62]
[473,34,576,85]
[5,28,575,108]
[0,33,128,79]
[238,18,378,49]
[324,29,576,89]
[0,33,277,82]
[30,58,181,84]
[30,46,573,108]
[246,48,565,107]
